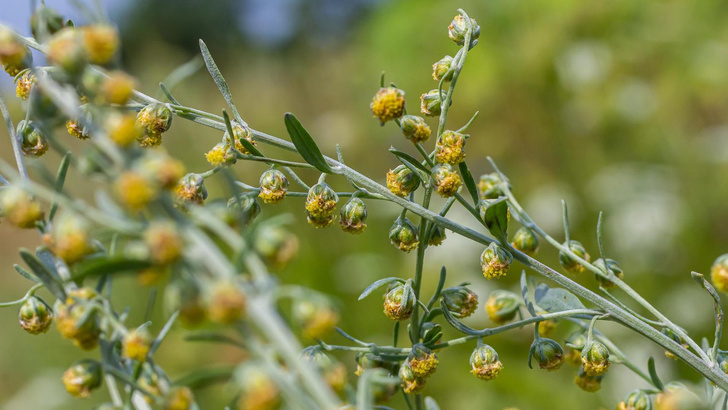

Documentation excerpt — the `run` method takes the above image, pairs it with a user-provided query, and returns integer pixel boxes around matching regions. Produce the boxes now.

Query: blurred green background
[3,0,728,408]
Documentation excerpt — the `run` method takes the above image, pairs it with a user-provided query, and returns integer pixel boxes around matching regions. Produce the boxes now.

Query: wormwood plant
[1,3,728,410]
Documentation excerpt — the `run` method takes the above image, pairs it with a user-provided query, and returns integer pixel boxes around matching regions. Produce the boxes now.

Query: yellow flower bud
[224,122,257,154]
[49,212,94,264]
[47,27,86,73]
[386,165,420,197]
[574,367,603,392]
[205,142,234,166]
[617,390,651,410]
[399,115,431,144]
[122,328,152,362]
[370,87,405,124]
[711,254,728,293]
[485,290,520,324]
[470,344,503,381]
[135,151,186,190]
[136,103,173,145]
[62,359,102,398]
[166,387,195,410]
[0,27,33,76]
[66,119,90,140]
[511,227,539,256]
[399,362,426,394]
[435,130,466,165]
[174,173,207,206]
[17,120,49,157]
[258,169,289,204]
[0,186,44,229]
[448,15,480,48]
[105,112,142,147]
[55,288,101,350]
[305,182,339,228]
[236,365,280,410]
[408,345,438,378]
[581,341,610,376]
[441,286,478,318]
[15,71,35,100]
[144,222,183,265]
[18,295,53,335]
[115,171,157,210]
[559,240,591,274]
[254,224,299,268]
[293,300,339,340]
[530,337,564,371]
[82,24,119,65]
[383,282,415,321]
[480,242,512,280]
[207,282,246,324]
[431,163,462,197]
[100,71,137,105]
[389,217,419,253]
[339,197,368,234]
[420,89,445,117]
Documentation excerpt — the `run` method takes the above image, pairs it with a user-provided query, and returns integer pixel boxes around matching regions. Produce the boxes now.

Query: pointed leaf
[184,332,245,348]
[36,247,60,277]
[49,152,71,222]
[173,366,236,389]
[534,287,585,312]
[72,256,152,281]
[19,248,66,300]
[359,277,403,300]
[458,162,479,205]
[483,197,509,242]
[440,300,480,335]
[14,264,39,283]
[648,357,665,390]
[388,147,431,175]
[520,271,537,316]
[284,113,334,174]
[199,39,245,126]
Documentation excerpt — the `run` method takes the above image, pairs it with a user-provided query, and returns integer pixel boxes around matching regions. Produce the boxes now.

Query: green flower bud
[223,122,257,154]
[62,359,102,398]
[441,286,478,318]
[431,163,462,197]
[0,27,33,76]
[383,282,415,321]
[399,361,426,394]
[227,194,261,226]
[448,15,480,49]
[559,240,591,274]
[593,258,623,288]
[254,224,299,268]
[477,173,509,200]
[617,390,652,410]
[428,224,447,246]
[48,211,94,264]
[0,186,44,229]
[399,115,431,144]
[370,87,405,124]
[235,364,280,410]
[420,322,442,346]
[293,299,339,340]
[478,198,511,222]
[711,253,728,294]
[407,344,438,378]
[564,331,588,366]
[258,169,289,204]
[46,27,86,74]
[18,295,53,335]
[530,337,564,371]
[485,290,520,324]
[17,120,49,157]
[389,217,419,253]
[435,130,467,165]
[480,242,513,280]
[420,89,445,117]
[470,344,503,381]
[432,55,454,82]
[55,288,101,350]
[511,227,539,257]
[31,5,65,40]
[175,173,207,206]
[305,182,339,228]
[386,165,420,197]
[574,366,603,392]
[15,71,36,100]
[581,341,610,376]
[122,327,151,362]
[135,103,173,146]
[339,197,367,234]
[66,119,90,140]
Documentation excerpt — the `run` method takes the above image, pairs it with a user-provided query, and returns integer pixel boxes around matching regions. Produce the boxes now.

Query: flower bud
[293,299,339,340]
[227,194,261,226]
[470,344,503,381]
[511,227,539,256]
[30,6,65,39]
[530,337,564,371]
[136,103,173,145]
[655,383,703,410]
[55,288,101,350]
[100,71,137,105]
[399,114,431,144]
[480,242,513,280]
[593,258,623,288]
[206,281,246,324]
[386,165,420,197]
[428,224,447,246]
[559,240,591,274]
[477,173,509,200]
[175,173,207,206]
[399,361,426,394]
[47,27,86,74]
[485,290,520,324]
[0,27,33,76]
[407,344,438,378]
[235,364,280,410]
[355,352,397,376]
[448,15,480,48]
[205,142,235,167]
[166,386,195,410]
[115,171,157,210]
[82,24,119,65]
[66,119,90,140]
[420,322,442,346]
[165,280,206,326]
[431,163,462,197]
[135,151,186,190]
[105,111,142,147]
[17,120,49,157]
[0,186,44,228]
[389,217,419,253]
[370,87,405,124]
[122,327,151,362]
[224,122,257,154]
[137,368,162,402]
[711,253,728,293]
[432,55,454,82]
[62,359,102,398]
[258,169,289,204]
[617,390,651,410]
[144,222,183,265]
[564,331,588,366]
[15,71,35,100]
[581,341,610,376]
[420,89,445,117]
[301,347,348,393]
[383,282,415,321]
[254,224,299,268]
[339,197,367,234]
[18,295,53,334]
[441,286,478,318]
[537,314,557,337]
[574,366,603,392]
[48,212,94,264]
[435,130,466,165]
[305,182,339,228]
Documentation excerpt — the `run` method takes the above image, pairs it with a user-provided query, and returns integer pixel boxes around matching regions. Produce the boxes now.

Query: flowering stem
[0,283,44,307]
[0,93,29,182]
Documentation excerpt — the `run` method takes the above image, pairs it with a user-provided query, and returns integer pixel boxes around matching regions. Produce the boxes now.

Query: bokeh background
[2,0,728,408]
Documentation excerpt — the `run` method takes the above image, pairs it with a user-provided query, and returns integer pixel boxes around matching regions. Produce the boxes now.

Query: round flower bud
[511,227,539,257]
[420,89,445,117]
[441,286,478,318]
[105,111,142,147]
[205,142,235,167]
[654,383,703,410]
[0,186,44,228]
[581,341,610,376]
[166,386,195,410]
[122,328,151,362]
[574,366,603,392]
[435,130,466,165]
[370,87,405,124]
[477,173,509,200]
[48,212,94,264]
[485,290,520,324]
[31,6,65,39]
[339,197,367,234]
[175,173,207,206]
[66,119,90,140]
[100,71,137,105]
[136,103,173,144]
[62,359,102,398]
[530,337,564,371]
[224,122,256,154]
[305,182,339,228]
[617,390,651,410]
[407,344,438,378]
[0,27,33,76]
[432,55,454,82]
[711,253,728,293]
[82,24,119,65]
[15,71,36,100]
[18,295,53,334]
[559,240,591,274]
[383,282,415,321]
[389,217,419,253]
[115,171,157,210]
[144,222,183,265]
[258,169,289,204]
[564,331,588,366]
[235,364,280,410]
[17,120,49,157]
[206,281,246,324]
[448,15,480,48]
[165,280,206,326]
[386,165,420,197]
[293,299,339,340]
[480,242,513,280]
[400,114,431,144]
[431,163,462,197]
[470,344,503,381]
[227,194,261,226]
[593,258,624,289]
[135,151,186,190]
[254,224,299,268]
[428,224,447,246]
[46,27,86,74]
[399,362,426,394]
[55,288,101,350]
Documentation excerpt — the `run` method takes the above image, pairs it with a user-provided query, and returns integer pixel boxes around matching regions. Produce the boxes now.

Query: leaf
[359,277,403,300]
[424,397,441,410]
[14,264,39,282]
[173,366,236,389]
[49,152,71,222]
[19,248,66,300]
[440,300,480,335]
[150,311,179,356]
[483,197,509,243]
[519,271,537,316]
[388,147,431,175]
[199,39,245,126]
[458,162,479,205]
[534,286,586,312]
[223,110,263,157]
[648,357,665,390]
[72,256,152,282]
[36,247,59,277]
[284,113,334,174]
[184,332,245,348]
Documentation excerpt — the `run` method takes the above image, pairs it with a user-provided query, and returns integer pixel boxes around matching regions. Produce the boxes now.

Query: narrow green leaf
[520,271,537,316]
[161,55,203,93]
[14,264,39,282]
[19,248,66,300]
[284,112,334,174]
[159,82,181,105]
[199,39,245,126]
[440,300,480,335]
[223,110,263,157]
[388,147,431,175]
[458,161,479,205]
[359,277,403,300]
[173,366,236,389]
[185,332,245,348]
[36,247,59,277]
[150,310,179,356]
[647,357,665,390]
[71,257,152,281]
[483,197,509,242]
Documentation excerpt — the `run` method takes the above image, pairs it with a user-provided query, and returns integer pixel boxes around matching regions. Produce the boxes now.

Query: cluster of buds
[382,282,415,321]
[305,181,339,228]
[559,240,591,274]
[480,242,513,280]
[258,169,289,204]
[485,290,520,324]
[431,163,462,197]
[530,337,564,371]
[441,285,478,318]
[389,217,419,252]
[435,130,467,165]
[470,344,503,381]
[235,364,280,410]
[205,281,246,325]
[135,103,173,147]
[511,226,539,256]
[18,295,54,334]
[62,359,102,398]
[339,197,368,234]
[17,120,49,157]
[45,212,95,264]
[399,115,431,144]
[399,344,438,393]
[386,165,420,197]
[370,87,405,124]
[293,299,339,340]
[593,257,624,288]
[0,186,44,229]
[55,288,101,350]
